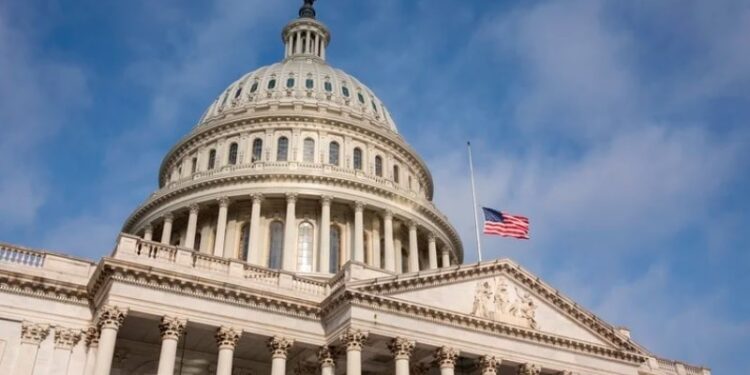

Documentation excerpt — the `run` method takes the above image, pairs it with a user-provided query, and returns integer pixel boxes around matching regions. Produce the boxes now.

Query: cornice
[0,270,89,306]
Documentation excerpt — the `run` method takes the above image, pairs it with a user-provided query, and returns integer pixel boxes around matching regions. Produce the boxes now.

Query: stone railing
[0,242,96,284]
[0,243,45,267]
[657,358,710,375]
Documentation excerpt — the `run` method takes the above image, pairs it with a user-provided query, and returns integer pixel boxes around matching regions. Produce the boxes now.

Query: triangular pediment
[350,259,641,352]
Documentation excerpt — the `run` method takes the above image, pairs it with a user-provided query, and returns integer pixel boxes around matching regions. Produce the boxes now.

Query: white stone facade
[0,2,709,375]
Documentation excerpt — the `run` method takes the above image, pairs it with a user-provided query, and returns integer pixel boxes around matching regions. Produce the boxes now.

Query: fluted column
[213,197,230,256]
[83,326,99,375]
[185,204,199,250]
[268,336,294,375]
[389,337,415,375]
[157,316,186,375]
[394,222,403,273]
[340,328,368,375]
[479,355,500,375]
[518,363,541,375]
[383,211,395,272]
[442,249,451,268]
[248,194,263,264]
[318,346,336,375]
[215,327,241,375]
[408,222,419,272]
[428,234,438,269]
[94,306,127,375]
[14,322,50,375]
[160,213,173,245]
[434,346,459,375]
[353,202,365,262]
[320,196,332,273]
[52,327,82,374]
[143,225,153,242]
[371,216,381,268]
[283,193,298,270]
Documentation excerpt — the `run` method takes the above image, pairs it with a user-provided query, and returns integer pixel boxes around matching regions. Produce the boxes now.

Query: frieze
[470,277,538,329]
[0,273,89,306]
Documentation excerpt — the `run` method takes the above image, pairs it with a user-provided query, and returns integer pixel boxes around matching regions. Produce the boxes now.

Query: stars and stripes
[482,207,530,239]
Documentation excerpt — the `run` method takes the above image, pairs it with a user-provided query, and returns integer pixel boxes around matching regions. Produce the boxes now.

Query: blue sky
[1,0,748,372]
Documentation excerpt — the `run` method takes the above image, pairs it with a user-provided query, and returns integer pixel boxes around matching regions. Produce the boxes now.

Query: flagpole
[467,141,483,262]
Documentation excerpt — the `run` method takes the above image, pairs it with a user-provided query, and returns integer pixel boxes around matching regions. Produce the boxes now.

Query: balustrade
[0,244,45,267]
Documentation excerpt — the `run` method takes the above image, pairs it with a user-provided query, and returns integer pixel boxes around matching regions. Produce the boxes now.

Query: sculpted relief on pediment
[470,277,538,329]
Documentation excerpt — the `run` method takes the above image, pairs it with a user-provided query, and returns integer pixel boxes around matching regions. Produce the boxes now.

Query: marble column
[340,328,368,375]
[213,197,230,256]
[442,249,451,268]
[428,234,438,270]
[389,337,415,375]
[156,316,186,375]
[83,326,99,375]
[320,196,332,273]
[160,213,173,245]
[185,204,199,250]
[283,193,298,270]
[52,327,82,374]
[14,322,50,375]
[143,225,153,242]
[214,326,241,375]
[267,336,294,375]
[434,346,460,375]
[408,222,419,272]
[371,216,381,268]
[518,363,542,375]
[383,211,395,272]
[94,306,127,375]
[353,202,365,263]
[318,346,336,375]
[479,355,500,375]
[248,194,263,264]
[393,222,402,273]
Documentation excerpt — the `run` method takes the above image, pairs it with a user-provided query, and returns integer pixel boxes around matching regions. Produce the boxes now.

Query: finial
[299,0,316,19]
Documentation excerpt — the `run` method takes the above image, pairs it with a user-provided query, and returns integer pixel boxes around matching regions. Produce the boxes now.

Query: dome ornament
[299,0,316,19]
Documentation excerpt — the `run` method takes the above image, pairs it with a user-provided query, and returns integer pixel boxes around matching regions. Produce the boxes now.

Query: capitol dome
[121,0,463,276]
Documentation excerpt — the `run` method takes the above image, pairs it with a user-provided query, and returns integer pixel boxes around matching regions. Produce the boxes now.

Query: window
[234,87,243,99]
[303,138,315,163]
[286,78,295,88]
[297,222,314,272]
[330,225,341,272]
[375,156,383,177]
[228,143,238,165]
[357,92,365,104]
[329,141,340,165]
[353,147,363,170]
[268,221,284,269]
[393,164,400,183]
[371,99,378,113]
[240,223,250,261]
[277,137,289,161]
[408,176,413,190]
[252,139,263,162]
[268,79,277,89]
[305,79,314,89]
[250,81,259,93]
[208,149,216,170]
[324,81,333,92]
[191,157,197,174]
[342,86,350,97]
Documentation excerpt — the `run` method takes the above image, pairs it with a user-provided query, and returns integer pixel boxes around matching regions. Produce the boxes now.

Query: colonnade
[141,193,455,274]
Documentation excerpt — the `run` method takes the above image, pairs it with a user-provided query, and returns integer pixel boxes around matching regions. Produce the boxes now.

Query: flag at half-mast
[482,207,530,239]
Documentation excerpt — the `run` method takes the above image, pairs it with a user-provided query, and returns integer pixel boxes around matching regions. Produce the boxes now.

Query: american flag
[482,207,530,239]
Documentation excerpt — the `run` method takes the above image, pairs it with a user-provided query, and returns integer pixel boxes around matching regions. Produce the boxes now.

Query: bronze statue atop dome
[299,0,316,19]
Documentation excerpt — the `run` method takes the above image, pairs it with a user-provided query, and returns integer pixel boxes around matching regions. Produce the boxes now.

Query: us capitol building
[0,2,710,375]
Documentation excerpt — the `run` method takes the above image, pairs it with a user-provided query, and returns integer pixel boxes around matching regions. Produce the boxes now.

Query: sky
[1,0,748,372]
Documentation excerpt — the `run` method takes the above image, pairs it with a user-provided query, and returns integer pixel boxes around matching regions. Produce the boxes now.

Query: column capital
[388,336,415,360]
[97,305,127,330]
[189,204,200,214]
[215,326,242,350]
[321,195,333,205]
[144,224,153,232]
[217,196,230,208]
[54,327,82,350]
[251,193,264,204]
[434,346,460,369]
[518,363,541,375]
[163,212,174,222]
[159,316,187,341]
[383,209,393,220]
[84,325,99,347]
[20,321,50,345]
[286,193,298,204]
[428,232,436,242]
[267,335,294,359]
[408,221,417,230]
[339,328,368,351]
[479,355,500,375]
[317,345,336,368]
[353,201,365,211]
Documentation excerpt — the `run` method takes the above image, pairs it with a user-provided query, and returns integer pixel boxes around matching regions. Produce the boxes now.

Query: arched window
[228,142,238,165]
[268,79,277,89]
[252,139,263,162]
[375,156,383,177]
[353,147,363,170]
[239,223,250,261]
[268,221,284,269]
[324,81,333,92]
[297,222,314,272]
[286,77,295,88]
[330,225,341,272]
[234,87,243,99]
[329,141,340,165]
[303,138,315,163]
[357,92,365,104]
[305,78,314,89]
[342,86,350,97]
[208,149,216,170]
[277,137,289,161]
[191,157,197,174]
[250,81,259,93]
[393,164,400,183]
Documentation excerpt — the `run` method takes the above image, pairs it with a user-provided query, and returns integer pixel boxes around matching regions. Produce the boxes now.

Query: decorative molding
[84,326,99,347]
[435,346,460,369]
[20,321,50,345]
[159,316,187,341]
[54,328,82,350]
[0,272,88,305]
[388,336,415,360]
[215,326,241,349]
[339,328,368,351]
[470,277,538,329]
[268,335,294,359]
